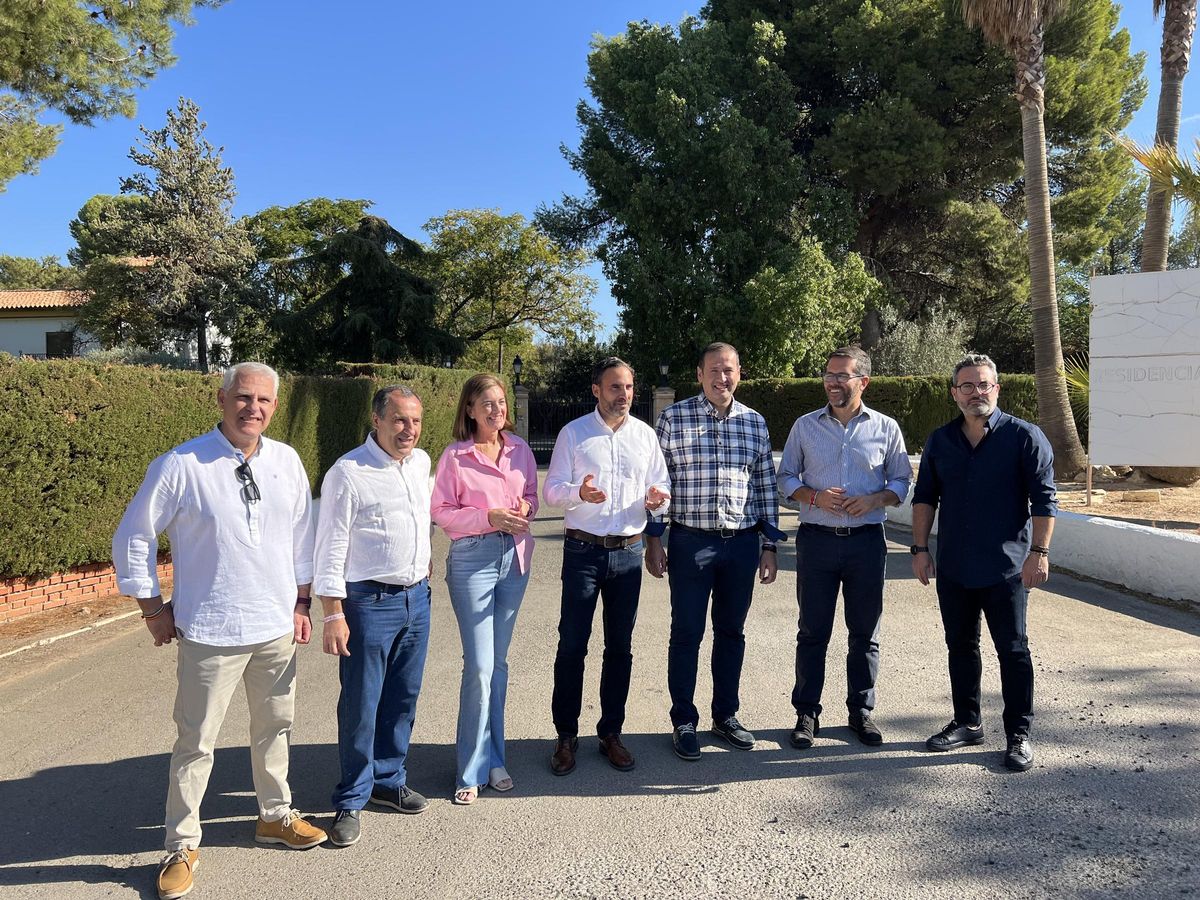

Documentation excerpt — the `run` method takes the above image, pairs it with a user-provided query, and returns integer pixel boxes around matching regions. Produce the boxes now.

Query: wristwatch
[910,545,930,556]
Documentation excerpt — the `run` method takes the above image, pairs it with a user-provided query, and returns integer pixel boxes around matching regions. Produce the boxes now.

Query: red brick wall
[0,557,172,623]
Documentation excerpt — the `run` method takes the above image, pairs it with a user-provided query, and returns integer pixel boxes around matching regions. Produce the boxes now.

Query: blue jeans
[936,574,1034,737]
[551,537,644,737]
[332,578,431,811]
[666,527,760,728]
[446,532,530,789]
[792,525,886,717]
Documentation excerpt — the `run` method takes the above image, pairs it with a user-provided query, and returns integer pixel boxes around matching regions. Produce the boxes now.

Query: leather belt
[802,523,883,537]
[358,577,427,592]
[565,528,644,549]
[671,522,758,539]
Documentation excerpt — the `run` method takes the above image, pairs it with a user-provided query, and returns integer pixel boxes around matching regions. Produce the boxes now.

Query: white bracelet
[322,613,346,624]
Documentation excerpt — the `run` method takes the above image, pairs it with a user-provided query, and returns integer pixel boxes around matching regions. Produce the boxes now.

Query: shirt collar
[365,433,410,466]
[697,393,741,421]
[819,401,873,422]
[591,407,628,433]
[211,424,268,461]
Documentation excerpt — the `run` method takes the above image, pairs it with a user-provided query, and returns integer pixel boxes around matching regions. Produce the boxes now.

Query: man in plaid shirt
[646,342,780,760]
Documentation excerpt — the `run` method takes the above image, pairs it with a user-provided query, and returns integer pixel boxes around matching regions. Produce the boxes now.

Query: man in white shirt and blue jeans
[313,385,433,846]
[543,358,670,775]
[113,362,327,900]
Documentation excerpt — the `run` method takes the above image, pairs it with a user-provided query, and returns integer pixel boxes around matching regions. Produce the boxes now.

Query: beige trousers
[164,631,296,850]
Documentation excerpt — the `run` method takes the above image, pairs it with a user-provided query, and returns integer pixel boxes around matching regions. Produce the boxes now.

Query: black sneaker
[369,784,429,814]
[711,715,755,750]
[849,711,884,746]
[1004,735,1035,772]
[926,720,985,752]
[329,809,360,847]
[790,713,820,749]
[672,723,701,761]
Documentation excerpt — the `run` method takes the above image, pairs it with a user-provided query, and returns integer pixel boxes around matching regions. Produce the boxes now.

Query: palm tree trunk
[1143,0,1198,271]
[1014,28,1088,478]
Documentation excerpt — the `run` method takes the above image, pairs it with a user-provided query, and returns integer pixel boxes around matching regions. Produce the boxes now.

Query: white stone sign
[1089,270,1200,466]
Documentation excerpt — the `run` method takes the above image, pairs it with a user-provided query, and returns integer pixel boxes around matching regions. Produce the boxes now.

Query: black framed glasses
[822,372,865,383]
[953,381,997,395]
[235,460,261,503]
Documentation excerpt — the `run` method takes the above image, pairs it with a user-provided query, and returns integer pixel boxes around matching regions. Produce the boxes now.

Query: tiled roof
[0,290,89,310]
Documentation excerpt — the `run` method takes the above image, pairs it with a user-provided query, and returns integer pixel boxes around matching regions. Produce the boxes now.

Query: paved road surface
[1,500,1198,899]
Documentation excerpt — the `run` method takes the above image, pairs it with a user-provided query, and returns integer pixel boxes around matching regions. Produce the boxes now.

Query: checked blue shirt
[655,393,778,535]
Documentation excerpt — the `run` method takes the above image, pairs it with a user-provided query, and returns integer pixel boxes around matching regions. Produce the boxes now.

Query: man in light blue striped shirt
[776,347,911,750]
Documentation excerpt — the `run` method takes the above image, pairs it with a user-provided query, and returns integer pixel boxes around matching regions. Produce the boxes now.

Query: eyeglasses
[235,460,261,503]
[953,381,997,395]
[822,372,865,384]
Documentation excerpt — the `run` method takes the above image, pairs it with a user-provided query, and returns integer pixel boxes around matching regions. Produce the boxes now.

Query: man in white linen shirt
[542,357,670,775]
[314,385,433,847]
[113,362,326,900]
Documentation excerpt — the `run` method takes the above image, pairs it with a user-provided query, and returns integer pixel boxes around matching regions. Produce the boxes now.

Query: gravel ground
[1,496,1197,899]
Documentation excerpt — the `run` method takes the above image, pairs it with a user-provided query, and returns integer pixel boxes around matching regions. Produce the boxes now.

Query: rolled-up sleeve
[543,427,581,509]
[112,453,180,599]
[777,419,806,500]
[1023,427,1058,518]
[882,422,912,503]
[313,465,354,598]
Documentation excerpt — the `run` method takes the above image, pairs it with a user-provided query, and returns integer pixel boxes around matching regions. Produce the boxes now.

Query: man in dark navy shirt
[910,354,1057,772]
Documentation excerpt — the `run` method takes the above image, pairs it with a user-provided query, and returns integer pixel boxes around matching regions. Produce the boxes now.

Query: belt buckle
[834,526,851,537]
[718,526,736,539]
[602,535,624,549]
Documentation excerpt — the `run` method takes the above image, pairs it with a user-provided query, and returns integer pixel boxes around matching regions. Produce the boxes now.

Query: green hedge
[672,375,1042,451]
[0,357,475,580]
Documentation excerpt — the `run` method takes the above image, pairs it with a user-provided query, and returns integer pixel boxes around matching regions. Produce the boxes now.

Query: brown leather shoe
[599,734,635,771]
[550,735,578,775]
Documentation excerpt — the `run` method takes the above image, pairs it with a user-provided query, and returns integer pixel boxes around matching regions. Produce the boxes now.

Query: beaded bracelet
[141,602,169,620]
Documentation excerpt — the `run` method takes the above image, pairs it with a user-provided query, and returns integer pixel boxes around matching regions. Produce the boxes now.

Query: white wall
[0,316,78,356]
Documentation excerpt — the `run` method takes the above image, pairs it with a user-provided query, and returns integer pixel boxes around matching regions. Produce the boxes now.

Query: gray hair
[952,353,999,385]
[222,362,279,394]
[828,346,871,377]
[372,384,420,418]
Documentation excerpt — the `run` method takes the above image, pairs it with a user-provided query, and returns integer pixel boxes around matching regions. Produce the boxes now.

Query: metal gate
[526,392,654,464]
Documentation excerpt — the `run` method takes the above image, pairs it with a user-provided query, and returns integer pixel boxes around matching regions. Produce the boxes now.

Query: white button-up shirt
[543,409,670,536]
[112,427,314,646]
[314,436,432,598]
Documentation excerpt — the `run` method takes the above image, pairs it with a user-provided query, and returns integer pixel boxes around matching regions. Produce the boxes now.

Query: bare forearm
[912,503,935,544]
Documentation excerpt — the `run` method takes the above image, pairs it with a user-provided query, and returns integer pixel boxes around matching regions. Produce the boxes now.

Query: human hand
[580,474,607,504]
[840,493,880,517]
[517,498,533,517]
[645,485,670,510]
[144,605,177,647]
[294,606,312,644]
[488,507,530,534]
[645,538,668,578]
[1021,552,1049,589]
[912,552,936,586]
[815,487,847,512]
[323,617,351,656]
[759,549,777,584]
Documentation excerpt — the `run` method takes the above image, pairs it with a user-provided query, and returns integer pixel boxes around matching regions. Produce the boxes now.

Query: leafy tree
[67,194,151,266]
[541,17,873,377]
[1141,0,1198,270]
[274,215,461,371]
[0,0,224,191]
[240,197,372,361]
[75,98,254,371]
[420,209,596,373]
[0,255,79,289]
[959,0,1087,476]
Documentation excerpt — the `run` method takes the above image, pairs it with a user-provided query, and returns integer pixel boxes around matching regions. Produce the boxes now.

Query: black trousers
[935,574,1033,737]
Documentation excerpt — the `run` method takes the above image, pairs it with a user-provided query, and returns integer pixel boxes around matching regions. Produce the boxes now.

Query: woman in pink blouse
[431,373,538,806]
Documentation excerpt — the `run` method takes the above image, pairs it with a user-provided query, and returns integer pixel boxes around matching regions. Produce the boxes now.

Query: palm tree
[1141,0,1199,271]
[960,0,1087,477]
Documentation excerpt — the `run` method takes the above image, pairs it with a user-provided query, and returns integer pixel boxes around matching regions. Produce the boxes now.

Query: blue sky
[0,0,1191,335]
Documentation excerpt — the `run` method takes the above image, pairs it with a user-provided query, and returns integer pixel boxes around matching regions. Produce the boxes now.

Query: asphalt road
[1,500,1198,899]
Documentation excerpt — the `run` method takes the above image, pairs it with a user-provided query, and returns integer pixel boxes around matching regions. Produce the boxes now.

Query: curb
[0,609,142,661]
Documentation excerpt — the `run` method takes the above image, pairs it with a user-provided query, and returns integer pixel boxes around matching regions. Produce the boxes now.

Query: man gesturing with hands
[314,385,434,846]
[543,358,670,775]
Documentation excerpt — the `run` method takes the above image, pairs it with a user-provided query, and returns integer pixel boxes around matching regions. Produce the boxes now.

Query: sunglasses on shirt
[235,460,261,503]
